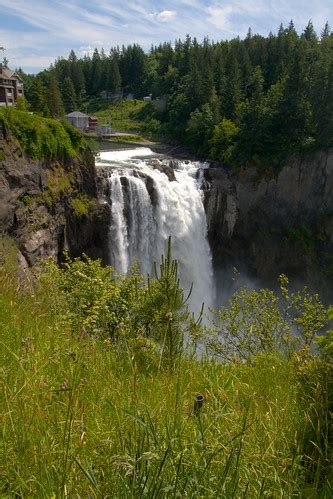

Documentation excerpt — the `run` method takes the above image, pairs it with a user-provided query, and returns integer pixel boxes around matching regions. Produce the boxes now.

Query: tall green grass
[0,242,332,497]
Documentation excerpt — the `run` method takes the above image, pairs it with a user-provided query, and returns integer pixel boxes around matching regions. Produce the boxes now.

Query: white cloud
[156,10,176,22]
[207,5,233,30]
[11,54,58,69]
[79,46,95,57]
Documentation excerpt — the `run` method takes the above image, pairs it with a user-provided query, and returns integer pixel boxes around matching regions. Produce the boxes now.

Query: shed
[65,111,89,131]
[88,116,98,132]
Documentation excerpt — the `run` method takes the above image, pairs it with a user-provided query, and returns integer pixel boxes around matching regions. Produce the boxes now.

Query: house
[88,116,98,132]
[65,111,89,131]
[0,64,24,107]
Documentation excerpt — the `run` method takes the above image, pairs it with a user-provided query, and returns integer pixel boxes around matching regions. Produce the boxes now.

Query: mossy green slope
[0,108,86,160]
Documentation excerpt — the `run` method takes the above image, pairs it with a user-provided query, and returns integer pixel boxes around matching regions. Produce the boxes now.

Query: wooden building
[88,116,98,132]
[0,64,24,107]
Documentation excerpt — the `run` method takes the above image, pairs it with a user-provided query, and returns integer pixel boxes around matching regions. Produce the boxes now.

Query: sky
[0,0,331,73]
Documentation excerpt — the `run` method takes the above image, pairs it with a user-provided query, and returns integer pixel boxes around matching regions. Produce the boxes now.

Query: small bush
[70,195,95,217]
[208,274,327,361]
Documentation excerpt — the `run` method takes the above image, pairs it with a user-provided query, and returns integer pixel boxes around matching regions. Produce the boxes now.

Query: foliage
[15,96,29,111]
[70,194,95,217]
[284,224,317,257]
[317,306,333,361]
[208,275,327,361]
[62,76,77,113]
[0,242,332,496]
[39,239,200,370]
[0,108,86,159]
[39,255,138,339]
[93,99,148,132]
[186,103,215,156]
[134,237,201,369]
[210,118,239,164]
[105,134,146,143]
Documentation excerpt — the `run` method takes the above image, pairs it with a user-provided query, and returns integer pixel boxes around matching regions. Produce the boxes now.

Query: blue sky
[0,0,331,73]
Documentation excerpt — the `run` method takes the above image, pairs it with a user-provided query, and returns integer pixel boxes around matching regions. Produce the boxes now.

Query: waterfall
[96,148,215,313]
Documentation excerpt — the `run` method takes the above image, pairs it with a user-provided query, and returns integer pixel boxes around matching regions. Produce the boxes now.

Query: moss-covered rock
[0,114,109,267]
[0,108,86,160]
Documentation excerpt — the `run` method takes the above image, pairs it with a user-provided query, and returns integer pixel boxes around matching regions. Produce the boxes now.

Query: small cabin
[65,111,89,131]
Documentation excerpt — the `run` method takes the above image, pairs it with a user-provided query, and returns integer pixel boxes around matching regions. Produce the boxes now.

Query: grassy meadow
[0,240,332,497]
[91,99,147,133]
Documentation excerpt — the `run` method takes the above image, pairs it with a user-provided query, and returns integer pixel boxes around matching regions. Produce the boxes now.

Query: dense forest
[17,20,333,167]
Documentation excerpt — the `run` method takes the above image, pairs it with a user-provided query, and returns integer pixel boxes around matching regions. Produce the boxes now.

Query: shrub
[208,275,327,361]
[70,195,95,217]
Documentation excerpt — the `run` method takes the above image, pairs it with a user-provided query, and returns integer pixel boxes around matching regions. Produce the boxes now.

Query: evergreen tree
[303,20,317,41]
[186,103,215,155]
[233,66,266,164]
[321,22,331,39]
[91,49,102,95]
[107,55,122,93]
[62,76,77,112]
[68,50,86,104]
[222,53,242,120]
[48,72,65,117]
[29,77,47,113]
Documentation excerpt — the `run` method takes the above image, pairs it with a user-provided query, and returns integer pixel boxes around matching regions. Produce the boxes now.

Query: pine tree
[30,77,47,113]
[223,53,242,120]
[91,48,102,95]
[105,54,122,95]
[321,22,331,39]
[48,72,65,117]
[303,20,317,41]
[62,76,77,112]
[68,50,86,104]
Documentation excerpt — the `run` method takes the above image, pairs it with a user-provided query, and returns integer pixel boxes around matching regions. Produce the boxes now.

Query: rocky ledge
[203,149,333,298]
[0,125,109,268]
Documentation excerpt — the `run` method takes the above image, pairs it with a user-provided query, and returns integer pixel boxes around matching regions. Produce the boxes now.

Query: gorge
[0,118,332,305]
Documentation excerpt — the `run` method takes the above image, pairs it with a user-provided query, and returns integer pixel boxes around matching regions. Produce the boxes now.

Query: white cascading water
[96,148,215,314]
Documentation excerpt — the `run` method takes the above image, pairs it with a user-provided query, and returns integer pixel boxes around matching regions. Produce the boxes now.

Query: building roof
[0,66,23,81]
[65,111,89,118]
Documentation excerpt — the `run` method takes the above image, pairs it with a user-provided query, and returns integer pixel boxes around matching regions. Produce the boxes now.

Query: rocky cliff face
[203,149,333,298]
[0,124,109,268]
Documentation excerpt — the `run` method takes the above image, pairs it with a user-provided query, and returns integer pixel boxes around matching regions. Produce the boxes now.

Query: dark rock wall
[204,149,333,298]
[0,127,109,267]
